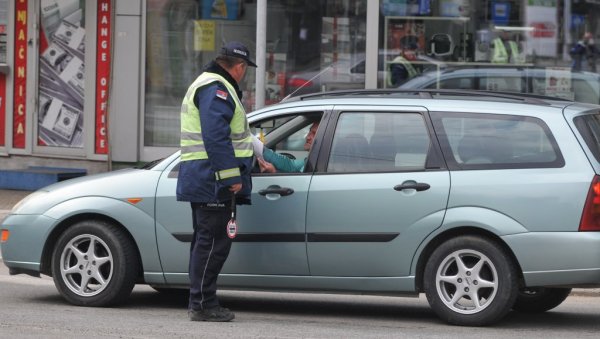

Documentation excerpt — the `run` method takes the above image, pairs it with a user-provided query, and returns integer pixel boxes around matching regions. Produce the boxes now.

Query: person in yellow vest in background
[177,41,257,322]
[491,30,525,64]
[387,42,420,87]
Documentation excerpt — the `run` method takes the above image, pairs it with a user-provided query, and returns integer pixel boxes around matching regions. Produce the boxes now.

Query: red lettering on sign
[95,0,111,154]
[12,1,28,149]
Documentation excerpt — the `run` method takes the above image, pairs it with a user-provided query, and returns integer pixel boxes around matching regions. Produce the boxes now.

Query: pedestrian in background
[176,41,257,322]
[571,32,597,72]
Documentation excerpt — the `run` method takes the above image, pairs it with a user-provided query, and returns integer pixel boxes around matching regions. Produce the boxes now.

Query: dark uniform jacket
[176,61,253,205]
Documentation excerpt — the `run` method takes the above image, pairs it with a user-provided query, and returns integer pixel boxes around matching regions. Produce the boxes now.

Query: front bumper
[1,214,57,274]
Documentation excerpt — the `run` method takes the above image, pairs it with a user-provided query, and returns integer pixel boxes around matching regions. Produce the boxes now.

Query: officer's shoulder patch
[215,89,228,100]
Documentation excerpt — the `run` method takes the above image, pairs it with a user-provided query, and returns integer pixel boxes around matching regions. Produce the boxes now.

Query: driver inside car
[252,121,319,173]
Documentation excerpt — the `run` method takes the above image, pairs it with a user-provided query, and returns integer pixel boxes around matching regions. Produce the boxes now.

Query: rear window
[432,112,564,170]
[574,113,600,163]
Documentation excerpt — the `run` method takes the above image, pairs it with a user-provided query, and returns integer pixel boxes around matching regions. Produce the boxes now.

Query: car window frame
[315,106,446,174]
[250,110,329,176]
[430,111,566,171]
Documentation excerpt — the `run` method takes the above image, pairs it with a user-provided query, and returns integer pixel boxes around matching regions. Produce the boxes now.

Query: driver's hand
[258,158,277,173]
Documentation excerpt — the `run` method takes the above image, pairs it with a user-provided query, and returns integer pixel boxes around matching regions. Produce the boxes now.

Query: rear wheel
[512,287,571,313]
[51,220,139,306]
[423,236,518,326]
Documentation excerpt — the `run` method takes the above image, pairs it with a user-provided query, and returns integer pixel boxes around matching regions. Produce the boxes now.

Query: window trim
[249,111,327,176]
[316,108,446,174]
[430,111,565,171]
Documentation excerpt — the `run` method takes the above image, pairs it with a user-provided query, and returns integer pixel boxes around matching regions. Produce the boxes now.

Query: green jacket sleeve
[263,148,306,173]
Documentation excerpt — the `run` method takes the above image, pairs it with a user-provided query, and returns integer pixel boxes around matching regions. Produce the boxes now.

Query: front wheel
[512,287,571,313]
[51,220,139,306]
[423,236,518,326]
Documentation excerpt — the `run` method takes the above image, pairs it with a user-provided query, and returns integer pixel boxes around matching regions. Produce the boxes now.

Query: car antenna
[282,64,334,102]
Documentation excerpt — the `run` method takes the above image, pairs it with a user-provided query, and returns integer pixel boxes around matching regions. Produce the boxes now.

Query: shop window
[144,0,256,147]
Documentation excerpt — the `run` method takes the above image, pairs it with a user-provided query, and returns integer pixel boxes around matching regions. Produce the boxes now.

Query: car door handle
[394,181,430,192]
[258,185,294,197]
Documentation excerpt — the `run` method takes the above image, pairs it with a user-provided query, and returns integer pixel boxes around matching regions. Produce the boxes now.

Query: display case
[383,15,470,88]
[383,14,534,88]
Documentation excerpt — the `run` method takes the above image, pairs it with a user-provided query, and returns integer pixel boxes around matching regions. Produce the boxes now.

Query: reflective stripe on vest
[492,39,524,64]
[180,72,253,162]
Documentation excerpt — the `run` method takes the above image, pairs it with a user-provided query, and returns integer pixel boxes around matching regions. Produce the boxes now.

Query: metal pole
[365,0,379,89]
[255,0,267,110]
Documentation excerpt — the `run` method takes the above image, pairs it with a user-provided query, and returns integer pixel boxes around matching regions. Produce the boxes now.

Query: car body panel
[155,157,313,285]
[306,171,450,277]
[502,232,600,286]
[1,214,57,271]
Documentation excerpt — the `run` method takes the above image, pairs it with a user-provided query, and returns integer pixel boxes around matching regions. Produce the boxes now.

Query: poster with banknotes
[38,0,85,148]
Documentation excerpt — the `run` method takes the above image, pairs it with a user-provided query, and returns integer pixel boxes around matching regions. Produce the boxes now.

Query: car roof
[250,89,575,113]
[282,89,573,107]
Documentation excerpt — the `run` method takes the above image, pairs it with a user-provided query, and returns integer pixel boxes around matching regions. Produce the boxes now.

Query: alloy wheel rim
[60,234,113,297]
[435,249,498,315]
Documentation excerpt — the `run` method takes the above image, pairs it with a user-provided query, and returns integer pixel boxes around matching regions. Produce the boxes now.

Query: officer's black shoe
[189,306,235,322]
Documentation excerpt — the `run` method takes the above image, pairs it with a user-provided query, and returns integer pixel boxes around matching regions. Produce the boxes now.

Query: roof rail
[283,89,569,106]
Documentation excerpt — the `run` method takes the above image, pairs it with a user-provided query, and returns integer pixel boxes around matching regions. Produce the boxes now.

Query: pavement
[0,189,598,297]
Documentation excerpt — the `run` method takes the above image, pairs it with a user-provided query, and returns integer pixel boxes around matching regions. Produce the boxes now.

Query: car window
[251,112,323,171]
[327,112,430,173]
[433,113,564,169]
[479,76,523,93]
[572,79,599,104]
[573,112,600,163]
[423,77,473,90]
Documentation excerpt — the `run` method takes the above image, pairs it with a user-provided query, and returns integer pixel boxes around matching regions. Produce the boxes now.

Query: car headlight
[10,191,49,214]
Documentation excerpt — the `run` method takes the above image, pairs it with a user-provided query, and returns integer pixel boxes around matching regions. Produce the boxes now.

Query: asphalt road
[1,264,600,338]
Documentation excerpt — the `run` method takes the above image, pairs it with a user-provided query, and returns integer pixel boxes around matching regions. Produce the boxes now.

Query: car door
[306,107,450,278]
[154,108,331,285]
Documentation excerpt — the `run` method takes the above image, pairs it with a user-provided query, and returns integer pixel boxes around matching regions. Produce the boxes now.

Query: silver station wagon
[3,89,600,326]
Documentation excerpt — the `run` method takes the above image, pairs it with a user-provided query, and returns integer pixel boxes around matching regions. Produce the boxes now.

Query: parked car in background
[285,53,444,97]
[400,67,600,104]
[4,89,600,326]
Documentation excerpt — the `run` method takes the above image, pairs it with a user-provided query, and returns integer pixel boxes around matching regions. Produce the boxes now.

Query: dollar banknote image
[38,0,86,148]
[38,93,81,145]
[54,20,85,60]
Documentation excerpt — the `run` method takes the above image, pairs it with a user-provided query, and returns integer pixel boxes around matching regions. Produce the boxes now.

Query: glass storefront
[144,0,367,147]
[378,0,600,104]
[144,0,600,148]
[145,0,258,147]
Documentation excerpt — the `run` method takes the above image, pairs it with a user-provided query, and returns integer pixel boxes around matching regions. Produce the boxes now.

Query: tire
[512,287,571,313]
[423,235,519,326]
[51,220,139,306]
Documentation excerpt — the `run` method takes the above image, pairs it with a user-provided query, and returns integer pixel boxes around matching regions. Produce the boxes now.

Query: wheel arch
[414,226,525,292]
[40,213,142,282]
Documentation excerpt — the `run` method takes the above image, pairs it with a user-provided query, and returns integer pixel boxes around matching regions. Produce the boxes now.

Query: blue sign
[491,2,510,26]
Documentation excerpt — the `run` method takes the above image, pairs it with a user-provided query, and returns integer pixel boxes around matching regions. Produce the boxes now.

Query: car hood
[9,168,163,216]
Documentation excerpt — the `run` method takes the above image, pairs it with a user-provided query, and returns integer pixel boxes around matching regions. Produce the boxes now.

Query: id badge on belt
[227,192,238,239]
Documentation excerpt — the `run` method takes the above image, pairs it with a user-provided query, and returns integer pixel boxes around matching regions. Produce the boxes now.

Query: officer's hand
[258,158,276,173]
[229,183,242,193]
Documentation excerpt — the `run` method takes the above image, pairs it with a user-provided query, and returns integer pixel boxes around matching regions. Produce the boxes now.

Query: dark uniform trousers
[189,202,233,311]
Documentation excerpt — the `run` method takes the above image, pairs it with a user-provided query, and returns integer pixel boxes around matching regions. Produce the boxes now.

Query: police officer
[177,41,257,322]
[491,30,525,64]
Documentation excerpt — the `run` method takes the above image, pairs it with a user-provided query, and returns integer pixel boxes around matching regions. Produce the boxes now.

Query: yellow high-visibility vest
[180,72,253,180]
[491,38,525,64]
